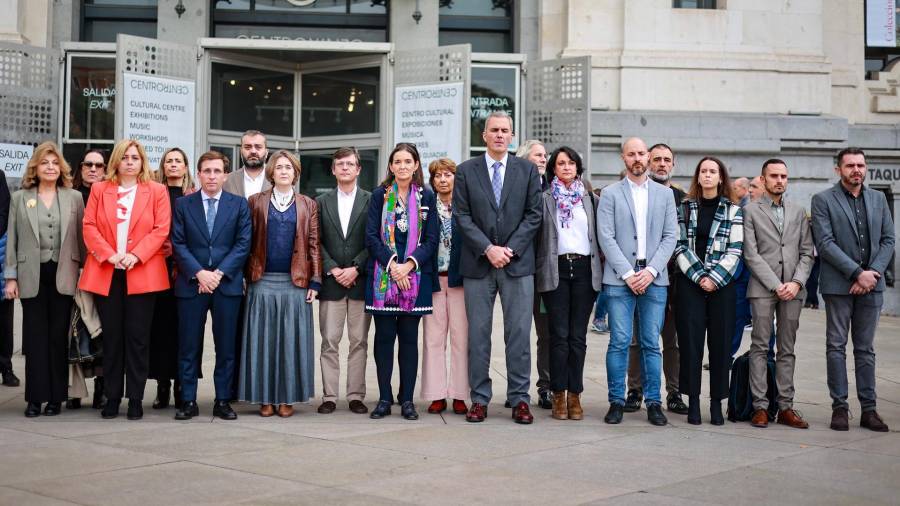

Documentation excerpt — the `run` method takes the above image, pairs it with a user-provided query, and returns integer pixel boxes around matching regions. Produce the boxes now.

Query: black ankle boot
[710,399,724,425]
[127,398,143,420]
[687,395,701,425]
[102,398,120,419]
[92,377,106,409]
[152,380,171,409]
[173,381,183,410]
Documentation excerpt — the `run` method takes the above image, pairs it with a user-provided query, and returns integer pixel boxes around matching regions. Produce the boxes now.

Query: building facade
[2,0,898,313]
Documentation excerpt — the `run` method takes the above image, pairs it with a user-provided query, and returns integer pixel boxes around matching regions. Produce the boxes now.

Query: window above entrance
[210,63,295,136]
[301,67,380,137]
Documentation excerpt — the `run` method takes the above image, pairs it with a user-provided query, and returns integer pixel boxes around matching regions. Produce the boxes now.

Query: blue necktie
[206,197,217,236]
[491,161,502,206]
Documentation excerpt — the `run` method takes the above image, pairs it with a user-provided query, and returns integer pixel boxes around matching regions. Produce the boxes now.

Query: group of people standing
[2,111,894,433]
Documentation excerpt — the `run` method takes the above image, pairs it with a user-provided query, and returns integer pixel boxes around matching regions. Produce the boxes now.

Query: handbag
[68,306,101,364]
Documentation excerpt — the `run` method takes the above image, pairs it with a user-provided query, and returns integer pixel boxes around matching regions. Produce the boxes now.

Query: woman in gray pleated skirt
[238,150,322,418]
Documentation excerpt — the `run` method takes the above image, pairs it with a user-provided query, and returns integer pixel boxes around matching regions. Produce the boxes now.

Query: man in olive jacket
[315,147,372,415]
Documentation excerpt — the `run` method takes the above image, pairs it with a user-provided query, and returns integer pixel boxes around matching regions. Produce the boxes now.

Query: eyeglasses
[81,162,105,168]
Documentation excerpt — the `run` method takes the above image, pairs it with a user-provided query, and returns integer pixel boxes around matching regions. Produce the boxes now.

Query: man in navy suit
[172,151,252,420]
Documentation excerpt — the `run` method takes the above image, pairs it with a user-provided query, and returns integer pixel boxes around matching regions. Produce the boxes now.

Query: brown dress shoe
[452,399,468,415]
[777,408,809,429]
[512,401,534,424]
[750,408,769,428]
[259,404,275,417]
[551,391,568,420]
[466,402,487,423]
[567,392,584,420]
[277,404,294,417]
[860,410,889,432]
[427,399,447,414]
[348,400,368,414]
[317,401,336,414]
[830,407,849,431]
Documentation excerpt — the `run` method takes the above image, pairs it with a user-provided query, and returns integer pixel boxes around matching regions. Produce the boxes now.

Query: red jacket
[78,180,171,296]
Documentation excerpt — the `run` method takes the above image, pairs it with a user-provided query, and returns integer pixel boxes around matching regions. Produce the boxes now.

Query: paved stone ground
[0,304,897,505]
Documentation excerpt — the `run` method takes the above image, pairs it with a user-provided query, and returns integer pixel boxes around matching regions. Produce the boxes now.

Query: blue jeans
[593,290,608,322]
[605,284,666,405]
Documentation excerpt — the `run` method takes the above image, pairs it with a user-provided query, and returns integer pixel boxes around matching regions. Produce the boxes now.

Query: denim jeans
[604,283,667,405]
[593,290,608,322]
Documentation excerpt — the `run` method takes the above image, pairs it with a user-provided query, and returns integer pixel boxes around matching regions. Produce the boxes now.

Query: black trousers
[543,256,596,393]
[20,262,72,403]
[94,270,156,401]
[373,315,421,403]
[0,298,14,372]
[674,273,735,401]
[148,288,179,382]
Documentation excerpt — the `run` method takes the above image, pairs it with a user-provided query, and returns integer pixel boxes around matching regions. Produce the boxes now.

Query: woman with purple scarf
[365,143,439,421]
[535,146,603,421]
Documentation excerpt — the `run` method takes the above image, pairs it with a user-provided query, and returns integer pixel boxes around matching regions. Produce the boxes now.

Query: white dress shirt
[201,189,223,217]
[557,200,591,256]
[243,169,265,198]
[115,185,137,265]
[484,152,509,188]
[337,185,357,237]
[622,177,658,279]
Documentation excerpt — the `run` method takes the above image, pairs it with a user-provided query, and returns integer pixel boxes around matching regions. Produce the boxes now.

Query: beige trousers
[319,298,371,402]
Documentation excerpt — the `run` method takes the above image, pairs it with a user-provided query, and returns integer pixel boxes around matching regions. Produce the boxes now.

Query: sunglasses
[82,162,106,168]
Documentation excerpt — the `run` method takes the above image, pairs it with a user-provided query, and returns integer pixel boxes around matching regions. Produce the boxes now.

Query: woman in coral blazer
[79,139,171,421]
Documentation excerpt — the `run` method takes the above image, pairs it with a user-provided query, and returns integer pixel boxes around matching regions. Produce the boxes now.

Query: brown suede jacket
[245,189,322,288]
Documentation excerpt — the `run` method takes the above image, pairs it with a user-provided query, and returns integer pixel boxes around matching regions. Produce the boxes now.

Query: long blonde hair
[106,139,153,184]
[154,147,195,193]
[20,141,73,189]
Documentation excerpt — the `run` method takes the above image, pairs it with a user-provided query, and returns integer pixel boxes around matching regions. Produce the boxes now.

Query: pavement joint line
[180,458,329,489]
[2,484,89,506]
[5,458,183,491]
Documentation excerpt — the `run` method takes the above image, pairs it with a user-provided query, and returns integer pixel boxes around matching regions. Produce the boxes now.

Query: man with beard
[742,159,814,429]
[224,130,273,198]
[597,137,677,426]
[812,148,895,432]
[622,143,688,415]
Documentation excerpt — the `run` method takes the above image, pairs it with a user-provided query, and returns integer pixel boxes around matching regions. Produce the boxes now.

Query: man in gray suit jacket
[315,147,371,416]
[453,112,542,424]
[811,148,895,433]
[597,137,677,426]
[742,159,814,429]
[223,130,272,199]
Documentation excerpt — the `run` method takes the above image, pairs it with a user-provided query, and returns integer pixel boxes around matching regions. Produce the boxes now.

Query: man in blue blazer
[172,151,252,420]
[597,137,678,426]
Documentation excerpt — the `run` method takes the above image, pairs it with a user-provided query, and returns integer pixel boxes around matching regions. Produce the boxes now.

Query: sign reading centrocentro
[122,72,195,169]
[393,82,464,179]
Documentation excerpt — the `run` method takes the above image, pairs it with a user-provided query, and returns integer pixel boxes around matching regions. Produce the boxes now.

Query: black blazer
[452,154,542,278]
[430,213,464,289]
[316,187,371,301]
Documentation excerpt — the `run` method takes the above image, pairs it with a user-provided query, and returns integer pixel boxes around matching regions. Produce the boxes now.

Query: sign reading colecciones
[393,82,464,178]
[0,143,35,179]
[122,72,195,168]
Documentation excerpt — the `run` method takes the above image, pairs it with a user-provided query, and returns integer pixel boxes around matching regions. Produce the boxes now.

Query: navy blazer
[171,190,252,298]
[365,185,439,279]
[430,213,464,290]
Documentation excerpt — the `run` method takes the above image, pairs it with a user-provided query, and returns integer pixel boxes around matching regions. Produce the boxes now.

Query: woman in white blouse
[535,146,603,421]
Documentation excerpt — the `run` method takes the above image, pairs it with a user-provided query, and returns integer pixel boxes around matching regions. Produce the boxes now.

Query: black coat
[315,187,371,301]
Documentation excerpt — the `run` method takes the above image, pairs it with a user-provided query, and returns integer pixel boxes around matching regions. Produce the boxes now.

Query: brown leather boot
[567,392,584,420]
[777,408,809,429]
[750,408,769,428]
[552,391,568,420]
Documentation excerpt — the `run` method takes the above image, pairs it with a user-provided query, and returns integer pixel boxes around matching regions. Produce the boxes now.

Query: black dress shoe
[370,400,392,419]
[710,400,724,426]
[127,399,143,420]
[687,395,701,425]
[173,382,184,411]
[537,389,553,410]
[317,401,337,414]
[152,382,171,409]
[400,401,419,420]
[43,402,62,416]
[647,403,667,426]
[102,399,121,419]
[623,389,643,413]
[348,400,368,414]
[24,402,41,418]
[667,392,689,415]
[213,400,237,420]
[92,377,106,410]
[604,403,624,424]
[175,400,199,420]
[504,400,511,408]
[66,398,82,410]
[2,370,20,387]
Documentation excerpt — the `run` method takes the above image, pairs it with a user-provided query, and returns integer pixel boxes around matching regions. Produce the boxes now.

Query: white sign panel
[0,143,34,179]
[393,82,464,178]
[122,72,195,169]
[867,0,897,47]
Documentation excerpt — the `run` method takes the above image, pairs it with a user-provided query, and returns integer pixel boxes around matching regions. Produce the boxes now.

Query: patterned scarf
[551,176,584,228]
[371,183,423,312]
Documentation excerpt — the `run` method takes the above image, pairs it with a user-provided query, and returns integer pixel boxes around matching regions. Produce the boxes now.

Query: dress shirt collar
[626,176,650,190]
[201,189,223,202]
[337,185,357,199]
[485,152,509,170]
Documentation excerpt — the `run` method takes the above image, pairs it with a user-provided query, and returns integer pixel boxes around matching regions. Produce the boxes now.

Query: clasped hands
[850,270,880,295]
[774,281,802,301]
[625,269,655,295]
[486,245,514,269]
[330,266,359,289]
[107,252,139,271]
[389,259,416,291]
[196,269,224,294]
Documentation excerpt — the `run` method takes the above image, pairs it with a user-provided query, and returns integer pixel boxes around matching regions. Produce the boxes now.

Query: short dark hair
[836,147,865,167]
[197,150,231,173]
[648,143,675,160]
[332,147,360,166]
[761,158,787,175]
[546,146,585,181]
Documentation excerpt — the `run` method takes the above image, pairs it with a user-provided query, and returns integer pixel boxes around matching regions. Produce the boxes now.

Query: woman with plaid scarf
[674,156,743,426]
